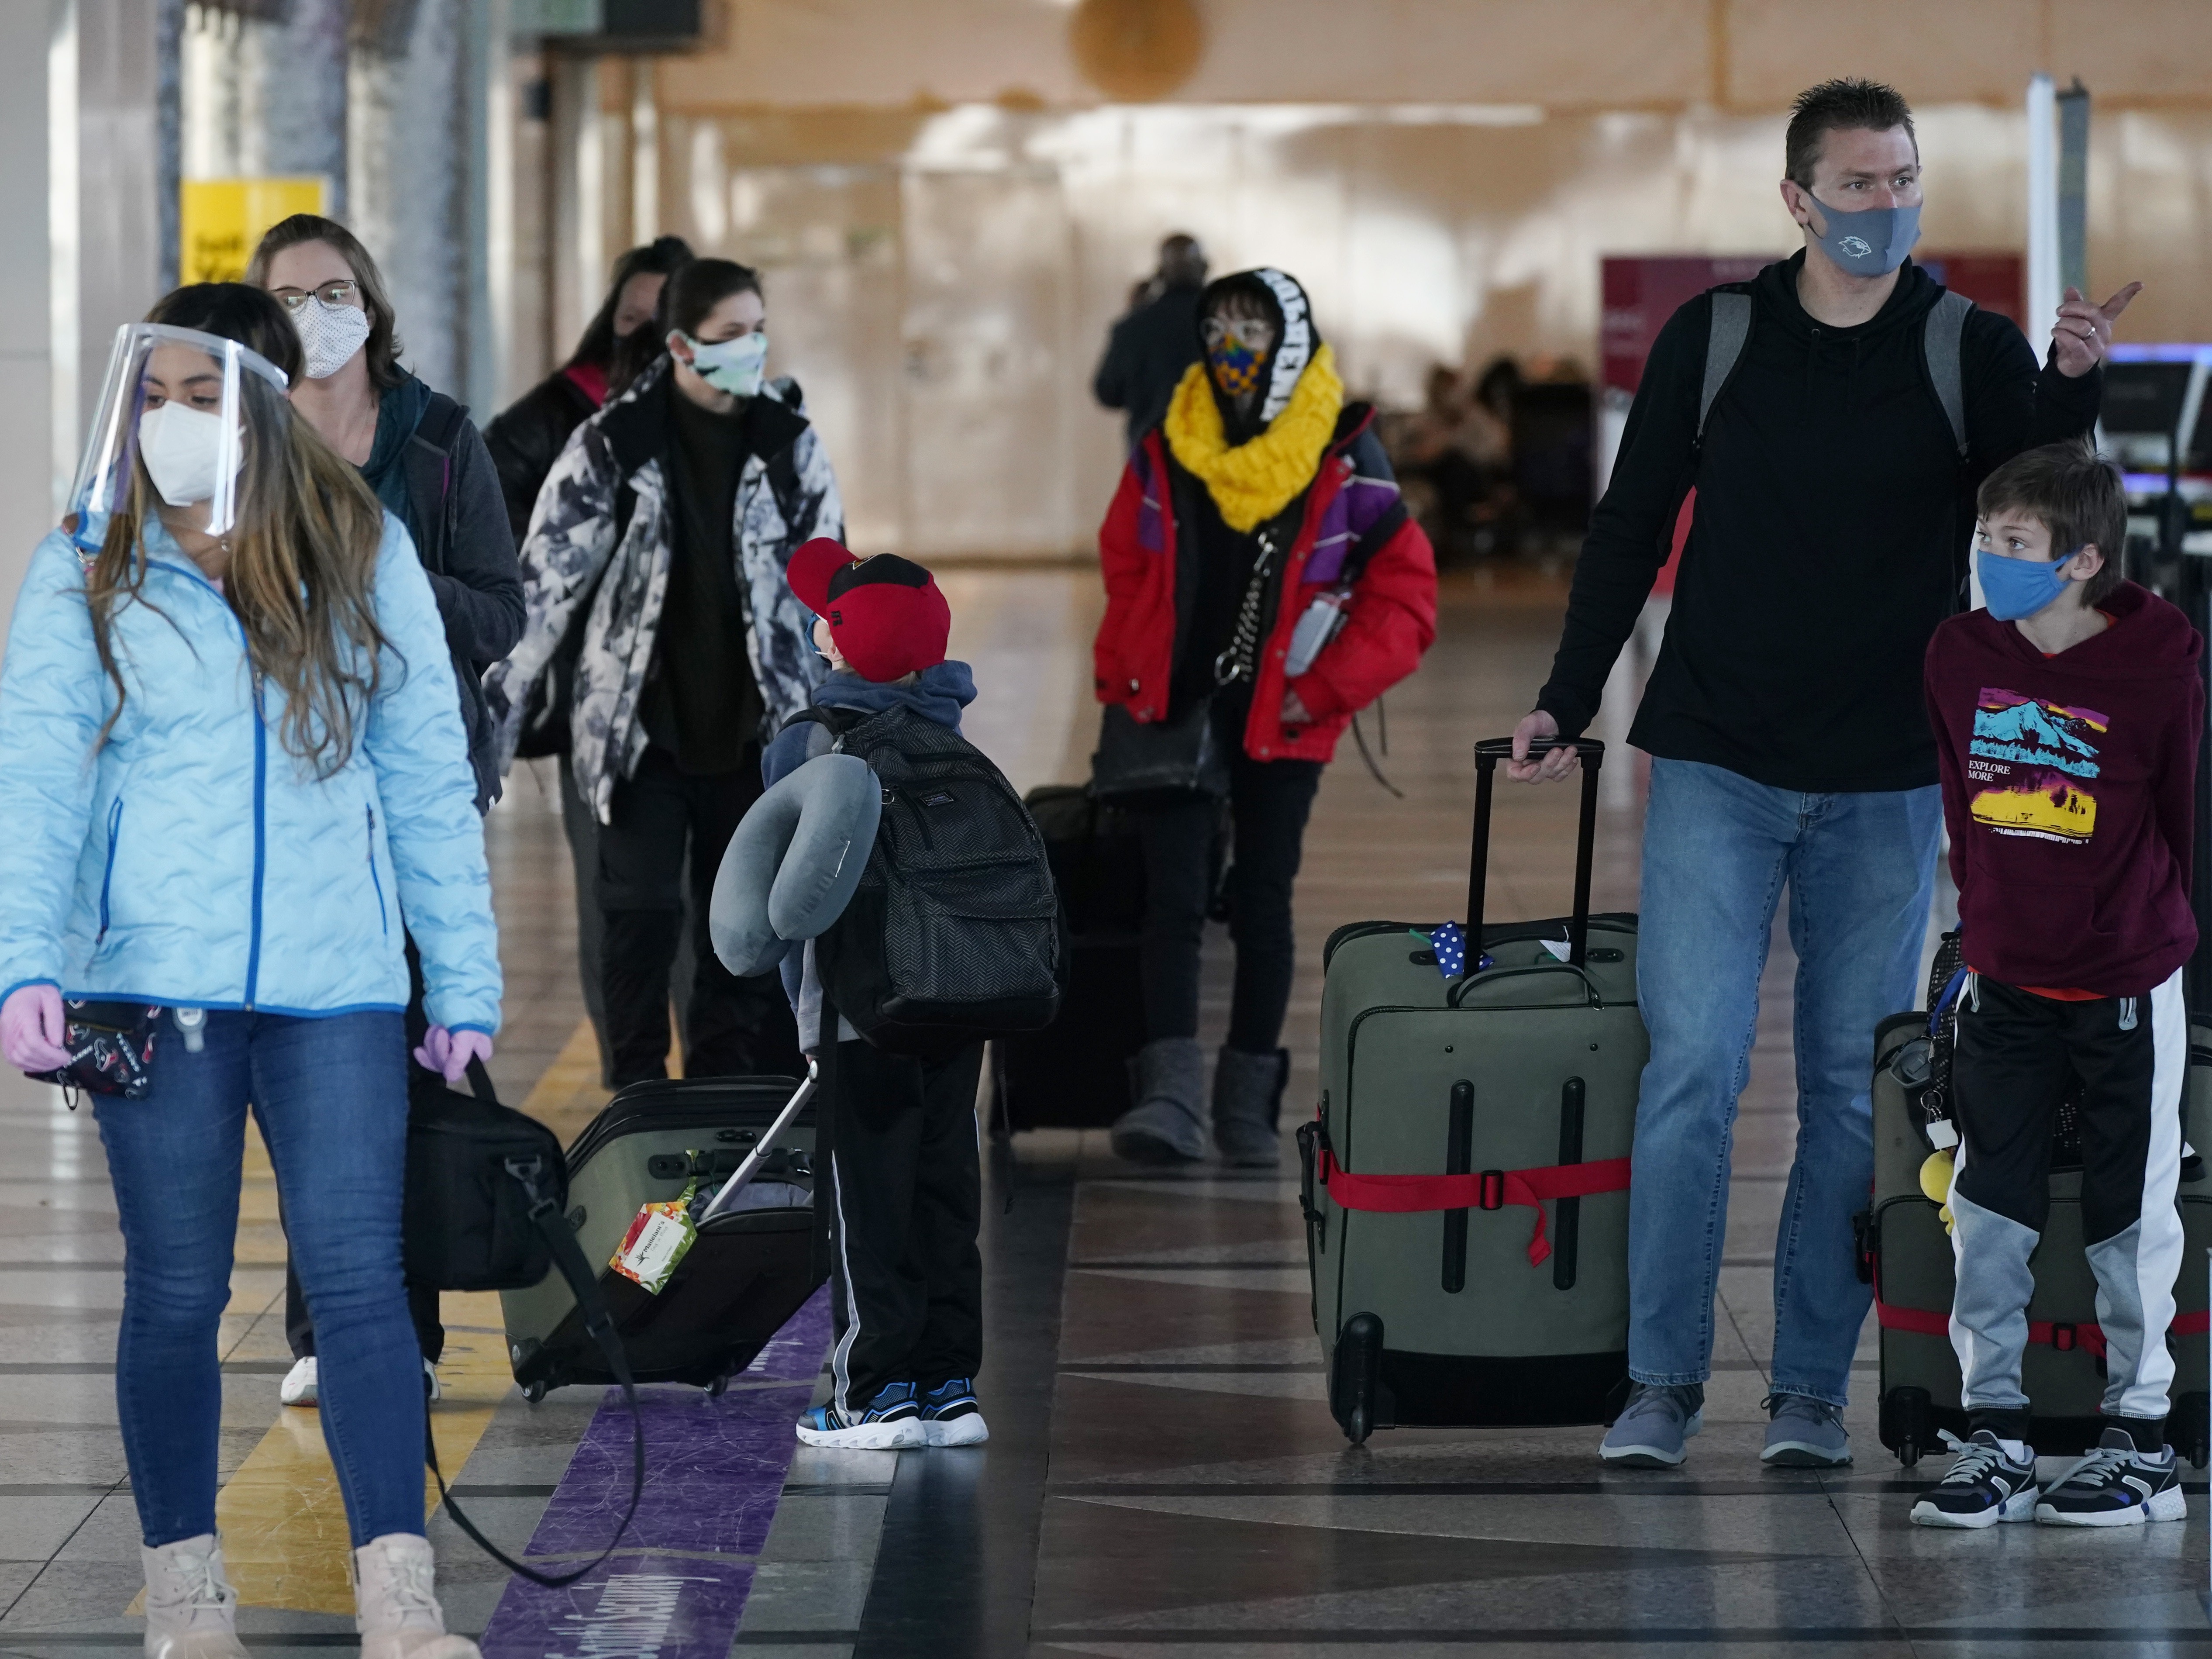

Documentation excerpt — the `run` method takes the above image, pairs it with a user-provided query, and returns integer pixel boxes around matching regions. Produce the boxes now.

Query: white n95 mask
[137,402,243,509]
[293,298,372,380]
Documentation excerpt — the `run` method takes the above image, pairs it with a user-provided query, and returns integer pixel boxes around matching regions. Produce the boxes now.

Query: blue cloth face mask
[1978,547,2080,621]
[1804,196,1921,277]
[684,331,768,399]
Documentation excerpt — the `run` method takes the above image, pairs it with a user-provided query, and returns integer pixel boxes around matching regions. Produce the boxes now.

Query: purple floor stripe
[476,1287,833,1659]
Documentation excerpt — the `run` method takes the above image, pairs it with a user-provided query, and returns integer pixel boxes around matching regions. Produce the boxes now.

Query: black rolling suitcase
[992,785,1150,1131]
[500,1074,823,1399]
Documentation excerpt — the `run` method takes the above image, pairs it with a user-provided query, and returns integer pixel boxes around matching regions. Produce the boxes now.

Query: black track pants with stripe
[816,1038,985,1417]
[1947,969,2186,1422]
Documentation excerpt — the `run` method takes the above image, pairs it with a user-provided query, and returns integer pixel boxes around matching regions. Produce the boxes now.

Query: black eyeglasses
[272,280,363,313]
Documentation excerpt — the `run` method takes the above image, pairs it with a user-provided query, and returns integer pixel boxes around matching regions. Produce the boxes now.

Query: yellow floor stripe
[169,1020,616,1615]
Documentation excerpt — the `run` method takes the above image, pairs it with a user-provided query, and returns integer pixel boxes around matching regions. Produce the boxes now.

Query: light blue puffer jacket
[0,514,502,1033]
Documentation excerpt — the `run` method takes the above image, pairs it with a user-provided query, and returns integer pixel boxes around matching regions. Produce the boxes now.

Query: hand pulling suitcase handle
[695,1062,820,1226]
[1468,737,1606,969]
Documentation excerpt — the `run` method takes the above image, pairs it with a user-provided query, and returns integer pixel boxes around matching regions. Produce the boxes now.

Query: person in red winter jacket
[1093,267,1436,1167]
[1916,441,2202,1531]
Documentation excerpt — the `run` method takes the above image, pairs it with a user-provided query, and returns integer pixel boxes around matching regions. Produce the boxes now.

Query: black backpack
[799,703,1063,1057]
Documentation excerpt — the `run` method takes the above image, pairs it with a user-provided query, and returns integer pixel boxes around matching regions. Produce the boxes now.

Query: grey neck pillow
[709,753,882,978]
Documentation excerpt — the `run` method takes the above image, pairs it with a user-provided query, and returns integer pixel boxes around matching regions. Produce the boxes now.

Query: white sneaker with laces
[141,1531,249,1657]
[279,1356,317,1407]
[351,1533,480,1658]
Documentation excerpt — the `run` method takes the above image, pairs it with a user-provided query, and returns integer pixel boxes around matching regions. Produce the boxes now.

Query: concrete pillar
[0,1,59,611]
[352,0,467,393]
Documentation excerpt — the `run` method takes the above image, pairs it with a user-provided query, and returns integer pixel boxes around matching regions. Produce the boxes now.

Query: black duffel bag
[404,1058,647,1591]
[404,1058,566,1291]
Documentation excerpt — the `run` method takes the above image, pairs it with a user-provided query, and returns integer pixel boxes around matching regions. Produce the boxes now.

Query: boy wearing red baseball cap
[766,538,991,1450]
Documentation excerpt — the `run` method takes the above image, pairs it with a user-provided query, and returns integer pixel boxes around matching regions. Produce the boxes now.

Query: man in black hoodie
[1505,79,2140,1471]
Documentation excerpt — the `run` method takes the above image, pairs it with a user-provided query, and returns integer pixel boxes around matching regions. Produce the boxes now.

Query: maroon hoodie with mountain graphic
[1925,581,2203,997]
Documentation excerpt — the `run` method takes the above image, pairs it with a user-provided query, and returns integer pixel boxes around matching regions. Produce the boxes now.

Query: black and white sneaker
[2035,1427,2186,1527]
[1909,1429,2039,1528]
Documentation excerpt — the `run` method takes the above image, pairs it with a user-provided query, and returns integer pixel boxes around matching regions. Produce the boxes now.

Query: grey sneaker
[1761,1392,1851,1467]
[1110,1038,1208,1164]
[1600,1383,1704,1467]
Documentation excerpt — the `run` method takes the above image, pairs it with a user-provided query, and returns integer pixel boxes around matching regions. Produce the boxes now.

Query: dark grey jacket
[400,394,527,811]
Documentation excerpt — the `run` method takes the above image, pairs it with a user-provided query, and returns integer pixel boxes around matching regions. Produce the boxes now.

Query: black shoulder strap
[426,1146,644,1589]
[414,391,469,455]
[781,704,863,741]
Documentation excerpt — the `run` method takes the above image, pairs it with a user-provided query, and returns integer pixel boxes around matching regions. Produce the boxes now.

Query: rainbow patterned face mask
[1208,336,1263,397]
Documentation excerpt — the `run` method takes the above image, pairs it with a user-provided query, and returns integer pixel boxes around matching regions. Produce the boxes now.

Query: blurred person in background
[248,214,523,1413]
[1094,233,1209,450]
[487,259,837,1086]
[1394,364,1511,565]
[486,235,694,546]
[1095,267,1437,1167]
[483,235,693,1080]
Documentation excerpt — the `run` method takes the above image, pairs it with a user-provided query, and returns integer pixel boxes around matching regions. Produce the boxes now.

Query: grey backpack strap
[1923,290,1973,460]
[1699,291,1752,443]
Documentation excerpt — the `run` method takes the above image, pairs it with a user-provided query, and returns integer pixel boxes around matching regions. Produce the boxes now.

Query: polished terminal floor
[0,570,2202,1657]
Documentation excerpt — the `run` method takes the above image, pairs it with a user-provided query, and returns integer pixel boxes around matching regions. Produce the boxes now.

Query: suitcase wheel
[707,1373,731,1399]
[1331,1312,1385,1446]
[1881,1386,1933,1468]
[523,1380,549,1405]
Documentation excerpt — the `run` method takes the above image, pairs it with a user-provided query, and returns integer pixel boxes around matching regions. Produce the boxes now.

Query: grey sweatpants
[1947,968,2188,1423]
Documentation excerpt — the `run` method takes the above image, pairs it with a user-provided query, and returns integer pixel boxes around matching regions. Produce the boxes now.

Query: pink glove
[414,1025,494,1086]
[1,985,72,1074]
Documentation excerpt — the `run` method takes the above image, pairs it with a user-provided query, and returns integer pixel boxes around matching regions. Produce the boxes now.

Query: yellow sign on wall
[180,178,329,285]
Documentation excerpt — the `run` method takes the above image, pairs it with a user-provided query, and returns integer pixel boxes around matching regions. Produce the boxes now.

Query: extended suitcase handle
[695,1062,820,1226]
[1468,736,1606,969]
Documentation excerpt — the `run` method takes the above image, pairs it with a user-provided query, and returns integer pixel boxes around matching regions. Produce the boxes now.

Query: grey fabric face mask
[1805,196,1921,277]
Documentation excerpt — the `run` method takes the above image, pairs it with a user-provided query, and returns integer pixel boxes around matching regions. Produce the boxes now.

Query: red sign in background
[1600,252,2025,593]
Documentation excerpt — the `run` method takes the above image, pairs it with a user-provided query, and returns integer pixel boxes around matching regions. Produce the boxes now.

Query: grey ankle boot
[1212,1045,1288,1167]
[1110,1037,1208,1164]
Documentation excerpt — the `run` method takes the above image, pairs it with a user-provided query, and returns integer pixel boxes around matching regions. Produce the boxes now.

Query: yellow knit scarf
[1162,343,1344,533]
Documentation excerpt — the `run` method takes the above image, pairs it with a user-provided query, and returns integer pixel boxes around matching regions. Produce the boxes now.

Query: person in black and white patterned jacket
[486,258,841,1085]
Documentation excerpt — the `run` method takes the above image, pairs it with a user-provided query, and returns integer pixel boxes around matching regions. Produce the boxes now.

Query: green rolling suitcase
[1867,934,2212,1466]
[1299,737,1647,1444]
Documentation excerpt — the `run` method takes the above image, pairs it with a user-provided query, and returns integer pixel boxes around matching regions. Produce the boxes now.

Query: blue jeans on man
[95,1010,426,1548]
[1630,759,1940,1406]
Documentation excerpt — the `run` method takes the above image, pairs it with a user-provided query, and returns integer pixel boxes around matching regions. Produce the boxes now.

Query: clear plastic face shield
[66,323,291,555]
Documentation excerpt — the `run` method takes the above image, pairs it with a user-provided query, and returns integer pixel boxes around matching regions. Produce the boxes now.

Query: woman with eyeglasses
[0,283,498,1657]
[1092,268,1436,1167]
[245,215,524,1412]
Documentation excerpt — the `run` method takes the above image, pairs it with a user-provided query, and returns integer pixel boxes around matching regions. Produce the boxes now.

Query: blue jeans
[94,1010,425,1548]
[1629,759,1940,1405]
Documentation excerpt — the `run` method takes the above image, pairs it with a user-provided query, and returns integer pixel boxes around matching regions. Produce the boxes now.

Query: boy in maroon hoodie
[1915,441,2202,1530]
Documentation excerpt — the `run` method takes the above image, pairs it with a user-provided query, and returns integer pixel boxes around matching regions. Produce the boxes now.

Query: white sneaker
[423,1357,441,1402]
[279,1356,317,1407]
[141,1531,248,1657]
[351,1533,480,1659]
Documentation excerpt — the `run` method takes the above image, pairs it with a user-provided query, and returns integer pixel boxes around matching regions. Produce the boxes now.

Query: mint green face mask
[684,330,768,398]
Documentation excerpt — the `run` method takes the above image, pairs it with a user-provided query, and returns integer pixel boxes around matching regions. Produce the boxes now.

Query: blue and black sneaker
[796,1380,924,1449]
[918,1377,990,1446]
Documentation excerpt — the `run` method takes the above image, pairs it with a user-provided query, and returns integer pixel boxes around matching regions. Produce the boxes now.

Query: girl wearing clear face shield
[0,284,500,1658]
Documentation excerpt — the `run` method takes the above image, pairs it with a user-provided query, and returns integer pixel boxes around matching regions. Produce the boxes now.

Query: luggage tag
[610,1168,702,1294]
[1408,923,1492,980]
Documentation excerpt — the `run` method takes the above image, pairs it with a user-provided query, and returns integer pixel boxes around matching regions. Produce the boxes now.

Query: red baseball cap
[786,538,951,684]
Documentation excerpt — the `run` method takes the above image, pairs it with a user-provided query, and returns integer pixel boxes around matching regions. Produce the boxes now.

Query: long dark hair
[88,285,389,775]
[569,235,693,372]
[245,215,408,392]
[612,258,765,396]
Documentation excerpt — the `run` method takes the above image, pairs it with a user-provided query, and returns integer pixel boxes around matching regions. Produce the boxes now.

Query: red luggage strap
[1315,1147,1631,1268]
[1875,1299,2212,1359]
